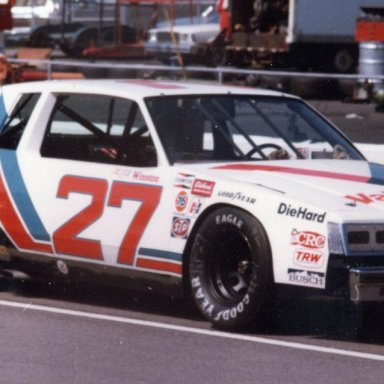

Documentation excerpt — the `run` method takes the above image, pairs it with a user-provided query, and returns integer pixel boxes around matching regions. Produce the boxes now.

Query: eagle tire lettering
[189,207,273,330]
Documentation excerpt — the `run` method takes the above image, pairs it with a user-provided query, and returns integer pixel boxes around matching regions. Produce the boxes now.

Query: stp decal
[171,216,190,239]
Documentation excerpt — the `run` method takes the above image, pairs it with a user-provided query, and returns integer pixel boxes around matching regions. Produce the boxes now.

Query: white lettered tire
[189,207,273,330]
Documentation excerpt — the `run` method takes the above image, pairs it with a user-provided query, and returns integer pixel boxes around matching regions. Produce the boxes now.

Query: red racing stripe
[211,164,370,183]
[136,258,182,274]
[0,174,53,254]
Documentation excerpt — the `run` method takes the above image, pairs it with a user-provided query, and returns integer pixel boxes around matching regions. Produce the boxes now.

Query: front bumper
[350,267,384,302]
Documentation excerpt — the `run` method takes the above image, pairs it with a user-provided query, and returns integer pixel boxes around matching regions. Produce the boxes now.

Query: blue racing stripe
[0,94,7,132]
[368,163,384,186]
[0,150,50,242]
[139,247,182,262]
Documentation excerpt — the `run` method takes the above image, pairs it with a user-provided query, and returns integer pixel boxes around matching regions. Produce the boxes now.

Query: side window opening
[0,93,41,150]
[40,94,157,167]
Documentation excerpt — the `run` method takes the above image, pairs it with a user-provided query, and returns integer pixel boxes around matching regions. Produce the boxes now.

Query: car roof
[2,79,297,101]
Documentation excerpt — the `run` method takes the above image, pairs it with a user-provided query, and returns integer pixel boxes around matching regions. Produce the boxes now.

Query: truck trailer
[214,0,384,72]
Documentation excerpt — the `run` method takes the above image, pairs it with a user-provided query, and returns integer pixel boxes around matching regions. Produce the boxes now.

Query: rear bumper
[350,267,384,302]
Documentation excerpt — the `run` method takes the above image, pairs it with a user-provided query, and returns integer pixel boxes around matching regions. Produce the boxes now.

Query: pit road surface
[1,276,384,384]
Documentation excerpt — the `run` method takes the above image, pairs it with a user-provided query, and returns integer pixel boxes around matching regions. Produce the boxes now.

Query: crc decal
[290,229,325,249]
[171,216,190,239]
[175,191,188,213]
[294,249,324,268]
[217,191,256,204]
[288,269,325,288]
[344,191,384,205]
[278,203,326,223]
[192,179,215,197]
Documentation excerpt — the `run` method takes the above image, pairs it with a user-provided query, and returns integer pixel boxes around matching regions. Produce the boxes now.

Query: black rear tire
[188,207,273,330]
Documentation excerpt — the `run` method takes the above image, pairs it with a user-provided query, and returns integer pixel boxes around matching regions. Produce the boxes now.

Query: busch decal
[288,269,325,288]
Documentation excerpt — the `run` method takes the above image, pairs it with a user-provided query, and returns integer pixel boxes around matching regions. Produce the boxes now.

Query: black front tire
[188,207,273,330]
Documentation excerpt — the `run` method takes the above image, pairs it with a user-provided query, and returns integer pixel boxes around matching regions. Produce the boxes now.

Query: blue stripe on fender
[138,247,182,262]
[0,94,7,131]
[0,150,50,242]
[368,163,384,185]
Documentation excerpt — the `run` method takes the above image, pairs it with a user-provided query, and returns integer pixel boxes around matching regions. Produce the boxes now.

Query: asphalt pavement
[309,100,384,144]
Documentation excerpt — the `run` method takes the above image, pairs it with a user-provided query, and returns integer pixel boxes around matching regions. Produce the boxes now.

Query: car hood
[176,159,384,219]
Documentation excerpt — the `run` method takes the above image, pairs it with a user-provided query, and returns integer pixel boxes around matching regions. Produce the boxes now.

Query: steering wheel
[246,143,284,159]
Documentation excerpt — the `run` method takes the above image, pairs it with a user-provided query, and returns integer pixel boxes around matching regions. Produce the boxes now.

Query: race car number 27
[52,175,162,264]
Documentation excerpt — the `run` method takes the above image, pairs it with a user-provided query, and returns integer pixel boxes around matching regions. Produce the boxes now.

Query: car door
[6,91,175,273]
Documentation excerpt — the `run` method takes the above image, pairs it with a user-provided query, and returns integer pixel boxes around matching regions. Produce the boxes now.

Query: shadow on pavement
[2,275,384,345]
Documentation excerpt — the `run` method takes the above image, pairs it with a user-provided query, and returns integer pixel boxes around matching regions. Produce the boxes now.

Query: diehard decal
[278,203,326,223]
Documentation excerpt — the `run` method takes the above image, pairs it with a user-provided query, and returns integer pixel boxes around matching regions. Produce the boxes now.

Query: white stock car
[0,79,383,330]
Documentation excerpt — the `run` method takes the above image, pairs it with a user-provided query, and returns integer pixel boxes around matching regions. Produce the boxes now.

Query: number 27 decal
[53,175,162,265]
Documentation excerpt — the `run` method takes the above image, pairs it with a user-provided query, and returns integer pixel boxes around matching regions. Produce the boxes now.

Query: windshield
[145,95,364,164]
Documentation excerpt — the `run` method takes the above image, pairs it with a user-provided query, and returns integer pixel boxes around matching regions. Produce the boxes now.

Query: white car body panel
[0,79,383,296]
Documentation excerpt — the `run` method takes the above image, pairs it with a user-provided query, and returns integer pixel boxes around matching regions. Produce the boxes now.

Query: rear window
[0,93,41,150]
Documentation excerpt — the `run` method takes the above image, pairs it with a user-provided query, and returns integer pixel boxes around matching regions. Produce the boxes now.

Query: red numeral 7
[108,181,162,265]
[53,175,162,264]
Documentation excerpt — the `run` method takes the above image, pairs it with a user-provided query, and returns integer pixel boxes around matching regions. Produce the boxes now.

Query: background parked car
[144,6,219,65]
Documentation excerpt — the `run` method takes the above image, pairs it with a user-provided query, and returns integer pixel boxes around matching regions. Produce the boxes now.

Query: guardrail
[7,57,384,85]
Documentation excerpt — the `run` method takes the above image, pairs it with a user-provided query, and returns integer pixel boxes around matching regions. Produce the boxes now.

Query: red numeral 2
[53,175,162,264]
